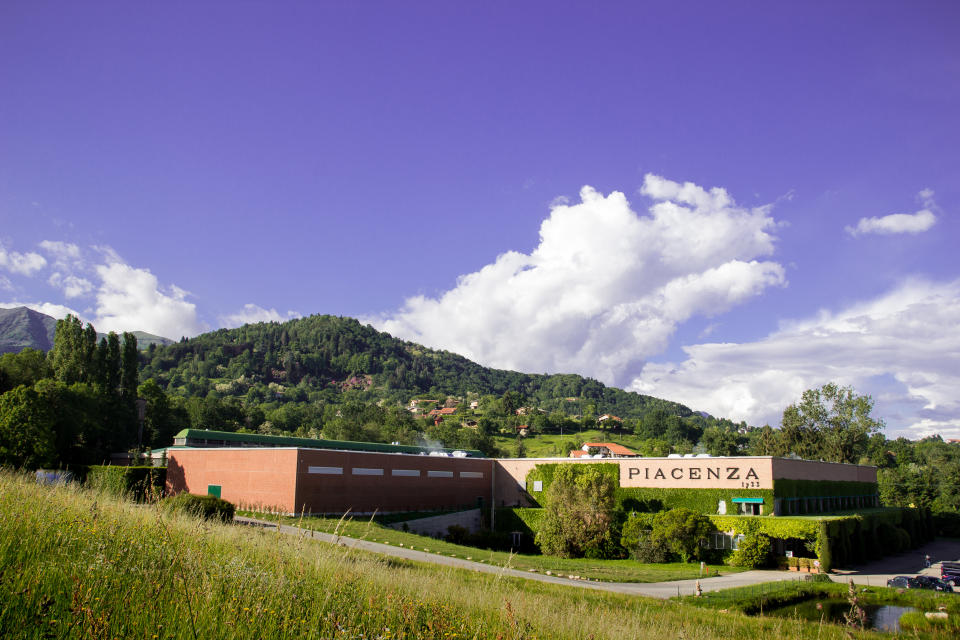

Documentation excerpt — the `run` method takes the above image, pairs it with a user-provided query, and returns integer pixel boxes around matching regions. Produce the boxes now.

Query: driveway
[828,538,960,588]
[235,516,793,599]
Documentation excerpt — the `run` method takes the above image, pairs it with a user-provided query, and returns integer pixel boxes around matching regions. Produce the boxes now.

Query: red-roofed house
[576,442,639,458]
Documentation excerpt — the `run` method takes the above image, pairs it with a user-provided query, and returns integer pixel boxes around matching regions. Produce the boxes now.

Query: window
[207,485,221,498]
[533,480,543,492]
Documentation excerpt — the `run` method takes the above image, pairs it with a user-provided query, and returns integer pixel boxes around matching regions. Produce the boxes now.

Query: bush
[632,530,671,563]
[535,465,618,558]
[731,521,771,568]
[162,493,235,522]
[649,508,713,563]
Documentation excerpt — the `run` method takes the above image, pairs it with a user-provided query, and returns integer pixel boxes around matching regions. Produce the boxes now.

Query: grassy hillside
[2,470,867,640]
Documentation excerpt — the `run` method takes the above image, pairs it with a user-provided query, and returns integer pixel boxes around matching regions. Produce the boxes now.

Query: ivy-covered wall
[525,463,774,514]
[495,505,932,572]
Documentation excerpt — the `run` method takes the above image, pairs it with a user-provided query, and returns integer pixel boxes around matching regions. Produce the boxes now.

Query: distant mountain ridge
[0,307,57,355]
[0,307,174,354]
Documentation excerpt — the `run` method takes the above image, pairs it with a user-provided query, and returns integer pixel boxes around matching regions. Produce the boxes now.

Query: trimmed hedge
[85,466,166,502]
[162,493,235,522]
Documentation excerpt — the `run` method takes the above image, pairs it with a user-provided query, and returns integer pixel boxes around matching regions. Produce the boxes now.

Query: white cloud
[846,189,938,236]
[373,175,785,384]
[93,262,206,339]
[633,278,960,440]
[220,304,301,328]
[48,272,94,298]
[0,301,83,321]
[0,275,11,291]
[38,240,83,269]
[0,243,47,276]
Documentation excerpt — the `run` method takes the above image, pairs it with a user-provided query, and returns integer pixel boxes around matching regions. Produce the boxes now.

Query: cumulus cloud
[220,304,301,328]
[48,272,94,298]
[38,240,83,269]
[846,189,938,236]
[0,243,47,275]
[92,261,207,339]
[373,175,785,383]
[633,278,960,439]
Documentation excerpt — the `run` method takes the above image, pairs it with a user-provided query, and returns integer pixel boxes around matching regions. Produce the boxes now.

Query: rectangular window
[352,468,384,476]
[391,469,420,477]
[460,471,484,479]
[308,466,343,475]
[428,470,454,478]
[533,480,543,492]
[207,485,221,498]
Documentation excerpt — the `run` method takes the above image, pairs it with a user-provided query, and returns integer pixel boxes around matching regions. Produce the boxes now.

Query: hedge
[85,466,166,502]
[162,493,235,522]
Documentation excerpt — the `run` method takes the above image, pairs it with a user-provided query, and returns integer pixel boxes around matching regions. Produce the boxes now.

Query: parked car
[886,576,919,589]
[913,575,954,592]
[941,561,960,586]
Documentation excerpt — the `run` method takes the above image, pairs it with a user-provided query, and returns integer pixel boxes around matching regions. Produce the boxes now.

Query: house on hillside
[571,442,639,458]
[597,414,622,424]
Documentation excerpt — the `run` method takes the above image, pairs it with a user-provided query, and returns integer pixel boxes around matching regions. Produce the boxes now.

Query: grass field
[0,470,939,639]
[245,511,745,583]
[491,429,643,458]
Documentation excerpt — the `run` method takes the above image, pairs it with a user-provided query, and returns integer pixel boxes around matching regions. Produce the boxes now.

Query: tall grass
[1,470,887,639]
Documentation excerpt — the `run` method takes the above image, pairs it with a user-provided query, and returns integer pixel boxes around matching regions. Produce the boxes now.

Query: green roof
[173,428,485,458]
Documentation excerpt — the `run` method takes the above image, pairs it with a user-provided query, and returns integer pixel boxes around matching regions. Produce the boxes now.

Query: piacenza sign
[619,460,772,490]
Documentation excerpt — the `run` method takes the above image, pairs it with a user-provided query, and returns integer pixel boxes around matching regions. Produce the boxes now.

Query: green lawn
[492,428,646,458]
[245,511,746,583]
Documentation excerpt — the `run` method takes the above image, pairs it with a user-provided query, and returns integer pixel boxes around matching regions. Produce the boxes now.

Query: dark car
[941,561,960,586]
[886,576,919,589]
[914,575,954,592]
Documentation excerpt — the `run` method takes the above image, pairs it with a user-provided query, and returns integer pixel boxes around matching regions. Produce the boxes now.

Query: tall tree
[779,383,884,463]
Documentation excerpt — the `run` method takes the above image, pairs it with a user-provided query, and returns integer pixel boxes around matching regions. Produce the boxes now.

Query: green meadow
[0,470,939,639]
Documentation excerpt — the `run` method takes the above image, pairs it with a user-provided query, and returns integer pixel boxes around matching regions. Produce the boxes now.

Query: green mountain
[140,314,691,420]
[0,307,57,355]
[0,307,174,354]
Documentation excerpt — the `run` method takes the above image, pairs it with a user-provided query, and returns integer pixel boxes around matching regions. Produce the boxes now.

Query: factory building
[166,430,877,517]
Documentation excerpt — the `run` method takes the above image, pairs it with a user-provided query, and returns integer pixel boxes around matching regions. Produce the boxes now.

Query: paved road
[828,538,960,588]
[236,517,960,598]
[235,516,792,599]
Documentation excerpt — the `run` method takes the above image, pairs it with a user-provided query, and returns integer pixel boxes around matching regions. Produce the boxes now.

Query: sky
[1,1,958,440]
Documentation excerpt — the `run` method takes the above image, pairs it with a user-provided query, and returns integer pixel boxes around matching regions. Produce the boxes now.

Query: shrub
[632,530,671,563]
[162,493,235,522]
[535,464,618,558]
[649,508,713,563]
[730,521,771,568]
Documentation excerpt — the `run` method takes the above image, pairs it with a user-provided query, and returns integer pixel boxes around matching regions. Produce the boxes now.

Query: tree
[535,465,618,558]
[0,385,56,468]
[649,508,713,563]
[779,383,884,463]
[701,426,746,457]
[0,348,52,393]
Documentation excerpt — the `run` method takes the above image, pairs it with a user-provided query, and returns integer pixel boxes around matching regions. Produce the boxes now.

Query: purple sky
[2,2,958,439]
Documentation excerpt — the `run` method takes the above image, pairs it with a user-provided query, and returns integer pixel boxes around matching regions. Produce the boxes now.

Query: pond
[765,599,916,632]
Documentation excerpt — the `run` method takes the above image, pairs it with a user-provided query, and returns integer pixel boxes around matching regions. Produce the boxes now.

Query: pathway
[235,516,787,599]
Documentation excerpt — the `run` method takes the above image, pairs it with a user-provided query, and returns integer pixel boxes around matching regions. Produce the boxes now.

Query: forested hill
[139,314,690,419]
